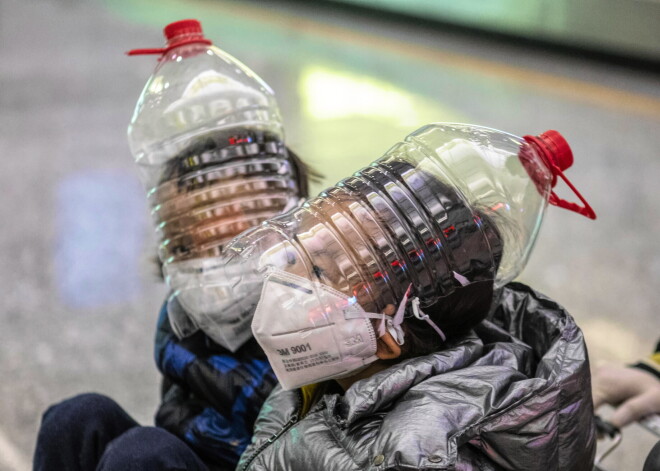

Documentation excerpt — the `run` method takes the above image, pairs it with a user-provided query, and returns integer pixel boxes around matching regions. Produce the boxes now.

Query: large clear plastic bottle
[126,20,302,349]
[170,123,595,347]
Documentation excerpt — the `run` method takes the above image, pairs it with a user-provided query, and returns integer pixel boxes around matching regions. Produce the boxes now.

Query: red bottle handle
[548,165,597,219]
[126,19,212,57]
[523,134,596,220]
[126,48,167,56]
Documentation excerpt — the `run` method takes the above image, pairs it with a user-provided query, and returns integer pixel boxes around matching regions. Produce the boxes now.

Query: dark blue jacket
[154,302,277,470]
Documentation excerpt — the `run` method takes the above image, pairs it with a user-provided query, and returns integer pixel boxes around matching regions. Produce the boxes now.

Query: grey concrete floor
[1,0,659,469]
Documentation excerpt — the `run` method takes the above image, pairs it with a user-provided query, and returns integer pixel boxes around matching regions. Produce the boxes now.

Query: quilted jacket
[237,283,596,471]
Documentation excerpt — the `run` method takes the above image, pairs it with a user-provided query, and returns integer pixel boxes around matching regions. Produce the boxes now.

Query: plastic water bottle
[126,19,305,349]
[169,123,595,345]
[127,19,302,264]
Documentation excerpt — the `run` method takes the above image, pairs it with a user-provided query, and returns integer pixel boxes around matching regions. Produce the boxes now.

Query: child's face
[259,208,392,314]
[155,161,300,262]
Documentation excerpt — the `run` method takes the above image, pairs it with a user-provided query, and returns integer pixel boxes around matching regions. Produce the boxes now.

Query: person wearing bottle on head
[235,125,598,471]
[34,18,319,469]
[153,142,318,469]
[240,217,595,471]
[137,18,321,469]
[33,142,316,471]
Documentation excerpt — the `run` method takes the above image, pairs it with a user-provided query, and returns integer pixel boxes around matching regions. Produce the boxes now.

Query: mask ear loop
[347,284,446,345]
[410,297,447,342]
[354,286,411,345]
[376,284,446,344]
[379,285,411,345]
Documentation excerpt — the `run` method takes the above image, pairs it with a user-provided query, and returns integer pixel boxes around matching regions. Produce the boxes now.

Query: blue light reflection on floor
[54,170,148,308]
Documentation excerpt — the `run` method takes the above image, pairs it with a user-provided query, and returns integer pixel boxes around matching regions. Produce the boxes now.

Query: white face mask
[251,270,409,390]
[163,197,306,352]
[165,257,264,352]
[252,270,449,390]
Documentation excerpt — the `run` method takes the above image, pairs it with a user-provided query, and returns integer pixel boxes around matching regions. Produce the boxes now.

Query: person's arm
[592,340,660,428]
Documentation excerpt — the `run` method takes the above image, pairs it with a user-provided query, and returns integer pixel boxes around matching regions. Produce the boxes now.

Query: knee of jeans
[102,427,198,468]
[41,393,122,430]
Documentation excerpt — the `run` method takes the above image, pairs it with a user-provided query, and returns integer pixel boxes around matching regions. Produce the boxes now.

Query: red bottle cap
[523,131,596,220]
[127,19,212,56]
[536,130,573,172]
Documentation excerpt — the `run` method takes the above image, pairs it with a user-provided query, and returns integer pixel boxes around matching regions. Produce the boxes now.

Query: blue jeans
[33,393,209,471]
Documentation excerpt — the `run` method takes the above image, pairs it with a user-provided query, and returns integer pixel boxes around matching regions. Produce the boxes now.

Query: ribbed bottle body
[128,42,300,268]
[206,123,552,325]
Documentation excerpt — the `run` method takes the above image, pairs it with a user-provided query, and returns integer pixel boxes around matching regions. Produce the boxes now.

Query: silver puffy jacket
[237,283,596,471]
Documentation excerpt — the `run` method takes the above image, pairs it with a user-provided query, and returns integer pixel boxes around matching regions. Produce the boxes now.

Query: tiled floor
[1,0,658,469]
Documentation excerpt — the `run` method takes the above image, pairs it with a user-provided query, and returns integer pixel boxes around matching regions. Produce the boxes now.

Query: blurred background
[1,0,659,469]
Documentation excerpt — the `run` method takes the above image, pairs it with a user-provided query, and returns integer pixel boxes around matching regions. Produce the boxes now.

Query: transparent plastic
[127,24,305,350]
[128,38,301,265]
[128,43,283,177]
[168,123,562,350]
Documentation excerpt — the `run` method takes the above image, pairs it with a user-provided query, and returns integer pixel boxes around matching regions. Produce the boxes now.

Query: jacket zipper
[240,391,303,471]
